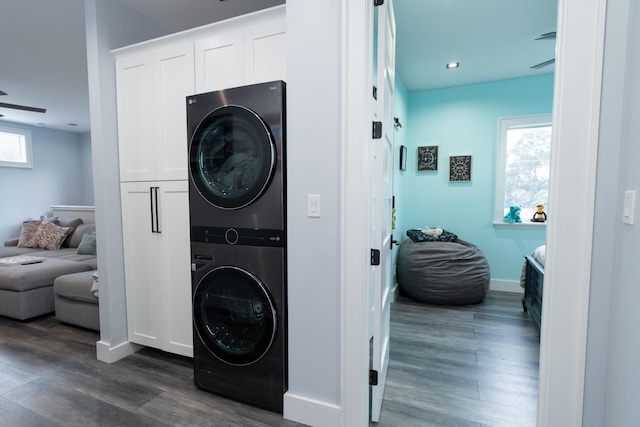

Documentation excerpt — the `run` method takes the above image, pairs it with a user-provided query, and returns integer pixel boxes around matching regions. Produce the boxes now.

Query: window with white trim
[495,114,552,224]
[0,126,33,168]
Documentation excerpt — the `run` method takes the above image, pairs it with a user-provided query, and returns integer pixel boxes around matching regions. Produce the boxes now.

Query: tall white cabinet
[114,6,286,358]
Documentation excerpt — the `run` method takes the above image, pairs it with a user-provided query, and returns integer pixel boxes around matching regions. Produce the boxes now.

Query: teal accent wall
[397,74,553,282]
[391,76,409,282]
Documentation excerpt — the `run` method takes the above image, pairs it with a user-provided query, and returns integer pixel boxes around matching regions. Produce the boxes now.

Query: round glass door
[189,105,276,210]
[193,266,277,366]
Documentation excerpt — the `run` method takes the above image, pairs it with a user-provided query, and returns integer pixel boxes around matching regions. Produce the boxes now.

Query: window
[0,126,33,168]
[495,114,552,225]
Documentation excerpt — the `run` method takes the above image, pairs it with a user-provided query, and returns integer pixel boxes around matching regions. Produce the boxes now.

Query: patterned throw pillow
[17,220,43,247]
[32,221,72,250]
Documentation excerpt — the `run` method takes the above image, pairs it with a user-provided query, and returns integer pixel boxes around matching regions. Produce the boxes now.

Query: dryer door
[193,266,277,366]
[189,105,276,210]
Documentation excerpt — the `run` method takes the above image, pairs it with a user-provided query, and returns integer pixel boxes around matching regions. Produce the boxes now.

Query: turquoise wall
[395,75,553,282]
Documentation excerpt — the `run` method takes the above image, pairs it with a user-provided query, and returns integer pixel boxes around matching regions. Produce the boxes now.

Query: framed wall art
[449,155,472,182]
[399,145,407,171]
[417,146,438,171]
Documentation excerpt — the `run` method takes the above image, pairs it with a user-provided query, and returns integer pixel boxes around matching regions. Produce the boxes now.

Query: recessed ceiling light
[446,62,460,69]
[36,123,45,127]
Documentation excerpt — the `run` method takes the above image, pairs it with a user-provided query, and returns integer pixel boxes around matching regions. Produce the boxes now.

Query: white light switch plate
[623,190,636,225]
[308,194,320,217]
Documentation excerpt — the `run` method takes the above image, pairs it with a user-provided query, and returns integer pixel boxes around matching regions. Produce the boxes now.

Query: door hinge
[371,249,380,265]
[373,85,377,100]
[372,121,382,139]
[374,0,384,7]
[369,369,379,385]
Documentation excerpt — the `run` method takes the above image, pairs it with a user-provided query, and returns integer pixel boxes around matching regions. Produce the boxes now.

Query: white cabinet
[120,181,193,357]
[116,40,194,182]
[194,8,286,93]
[114,6,286,358]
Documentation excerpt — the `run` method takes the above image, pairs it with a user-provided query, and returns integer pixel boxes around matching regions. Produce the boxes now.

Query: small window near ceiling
[0,126,33,168]
[495,114,552,224]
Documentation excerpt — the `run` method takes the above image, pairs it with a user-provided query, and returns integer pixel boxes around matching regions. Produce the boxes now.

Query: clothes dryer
[186,81,286,231]
[191,238,286,413]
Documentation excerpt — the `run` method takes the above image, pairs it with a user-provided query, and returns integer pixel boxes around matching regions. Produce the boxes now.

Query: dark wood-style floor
[375,291,540,427]
[0,291,537,427]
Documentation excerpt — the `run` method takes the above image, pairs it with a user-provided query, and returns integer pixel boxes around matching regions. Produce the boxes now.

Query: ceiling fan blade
[0,102,46,113]
[0,90,7,96]
[530,58,556,70]
[535,31,557,40]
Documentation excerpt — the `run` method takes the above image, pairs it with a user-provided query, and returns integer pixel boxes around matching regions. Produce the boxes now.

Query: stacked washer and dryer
[186,81,287,413]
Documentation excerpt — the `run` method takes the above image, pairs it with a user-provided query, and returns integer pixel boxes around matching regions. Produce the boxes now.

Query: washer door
[193,266,277,366]
[189,105,276,210]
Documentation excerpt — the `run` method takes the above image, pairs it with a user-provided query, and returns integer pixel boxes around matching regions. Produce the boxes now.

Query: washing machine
[186,81,287,413]
[186,81,286,230]
[191,240,286,413]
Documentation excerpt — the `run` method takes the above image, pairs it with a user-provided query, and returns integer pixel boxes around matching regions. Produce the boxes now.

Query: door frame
[341,0,608,425]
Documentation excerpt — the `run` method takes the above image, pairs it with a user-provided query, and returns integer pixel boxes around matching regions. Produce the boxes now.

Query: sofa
[0,217,99,328]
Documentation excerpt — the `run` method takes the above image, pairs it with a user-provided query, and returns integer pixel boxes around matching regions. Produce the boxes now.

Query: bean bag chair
[397,238,490,305]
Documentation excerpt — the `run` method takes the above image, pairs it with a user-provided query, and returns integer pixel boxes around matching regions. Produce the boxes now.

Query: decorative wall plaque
[417,146,438,171]
[449,155,472,182]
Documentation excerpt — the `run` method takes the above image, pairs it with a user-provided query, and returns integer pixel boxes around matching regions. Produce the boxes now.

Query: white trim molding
[538,0,607,425]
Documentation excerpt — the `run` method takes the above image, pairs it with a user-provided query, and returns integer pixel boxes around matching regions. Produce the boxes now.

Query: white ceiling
[0,0,556,134]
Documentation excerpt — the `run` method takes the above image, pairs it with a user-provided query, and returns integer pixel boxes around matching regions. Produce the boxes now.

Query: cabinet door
[243,12,287,84]
[154,41,194,181]
[194,30,243,93]
[156,181,193,357]
[116,52,156,182]
[121,182,163,348]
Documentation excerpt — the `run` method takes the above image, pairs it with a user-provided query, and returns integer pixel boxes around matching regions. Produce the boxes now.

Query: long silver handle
[154,187,161,234]
[149,187,156,233]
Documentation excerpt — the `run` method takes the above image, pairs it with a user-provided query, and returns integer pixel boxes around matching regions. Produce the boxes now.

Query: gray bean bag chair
[397,238,490,305]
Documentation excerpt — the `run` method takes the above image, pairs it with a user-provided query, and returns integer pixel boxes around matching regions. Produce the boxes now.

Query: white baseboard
[490,279,523,294]
[96,339,142,363]
[283,392,341,427]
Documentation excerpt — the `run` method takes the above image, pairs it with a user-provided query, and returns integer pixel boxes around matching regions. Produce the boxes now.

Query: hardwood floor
[375,291,540,427]
[0,315,305,427]
[0,291,537,427]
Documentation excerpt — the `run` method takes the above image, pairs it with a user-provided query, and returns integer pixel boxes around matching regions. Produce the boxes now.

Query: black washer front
[189,105,276,210]
[193,266,277,366]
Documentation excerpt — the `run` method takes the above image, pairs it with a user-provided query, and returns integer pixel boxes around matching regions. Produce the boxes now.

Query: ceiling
[0,0,556,134]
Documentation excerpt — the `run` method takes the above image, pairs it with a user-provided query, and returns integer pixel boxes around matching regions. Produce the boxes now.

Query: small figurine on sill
[531,204,547,222]
[503,205,522,223]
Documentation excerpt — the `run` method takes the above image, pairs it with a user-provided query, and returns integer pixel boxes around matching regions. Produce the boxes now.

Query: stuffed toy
[419,226,443,237]
[531,204,547,222]
[503,205,522,223]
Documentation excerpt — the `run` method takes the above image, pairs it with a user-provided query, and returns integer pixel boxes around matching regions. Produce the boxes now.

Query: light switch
[623,190,636,225]
[308,194,320,217]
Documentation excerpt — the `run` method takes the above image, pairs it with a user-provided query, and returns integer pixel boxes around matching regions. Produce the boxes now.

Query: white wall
[582,0,629,424]
[0,123,93,243]
[597,0,640,424]
[84,0,175,361]
[283,1,344,424]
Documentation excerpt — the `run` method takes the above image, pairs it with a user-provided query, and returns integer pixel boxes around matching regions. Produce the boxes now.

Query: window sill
[493,221,547,230]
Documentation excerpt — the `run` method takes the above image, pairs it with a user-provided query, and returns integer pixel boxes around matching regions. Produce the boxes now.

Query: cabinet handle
[154,187,161,234]
[150,187,156,233]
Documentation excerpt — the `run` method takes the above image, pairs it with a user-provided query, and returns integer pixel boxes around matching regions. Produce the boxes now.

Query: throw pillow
[32,221,72,250]
[58,218,83,247]
[68,224,96,248]
[76,233,97,255]
[17,220,43,247]
[17,218,61,247]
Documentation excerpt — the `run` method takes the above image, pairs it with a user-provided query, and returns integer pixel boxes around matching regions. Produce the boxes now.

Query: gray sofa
[0,218,98,327]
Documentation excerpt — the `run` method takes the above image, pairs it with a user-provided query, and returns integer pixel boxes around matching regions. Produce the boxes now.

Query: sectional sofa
[0,206,99,329]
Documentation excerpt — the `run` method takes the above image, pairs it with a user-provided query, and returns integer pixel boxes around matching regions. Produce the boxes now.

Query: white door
[157,181,193,357]
[121,181,163,348]
[370,0,396,422]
